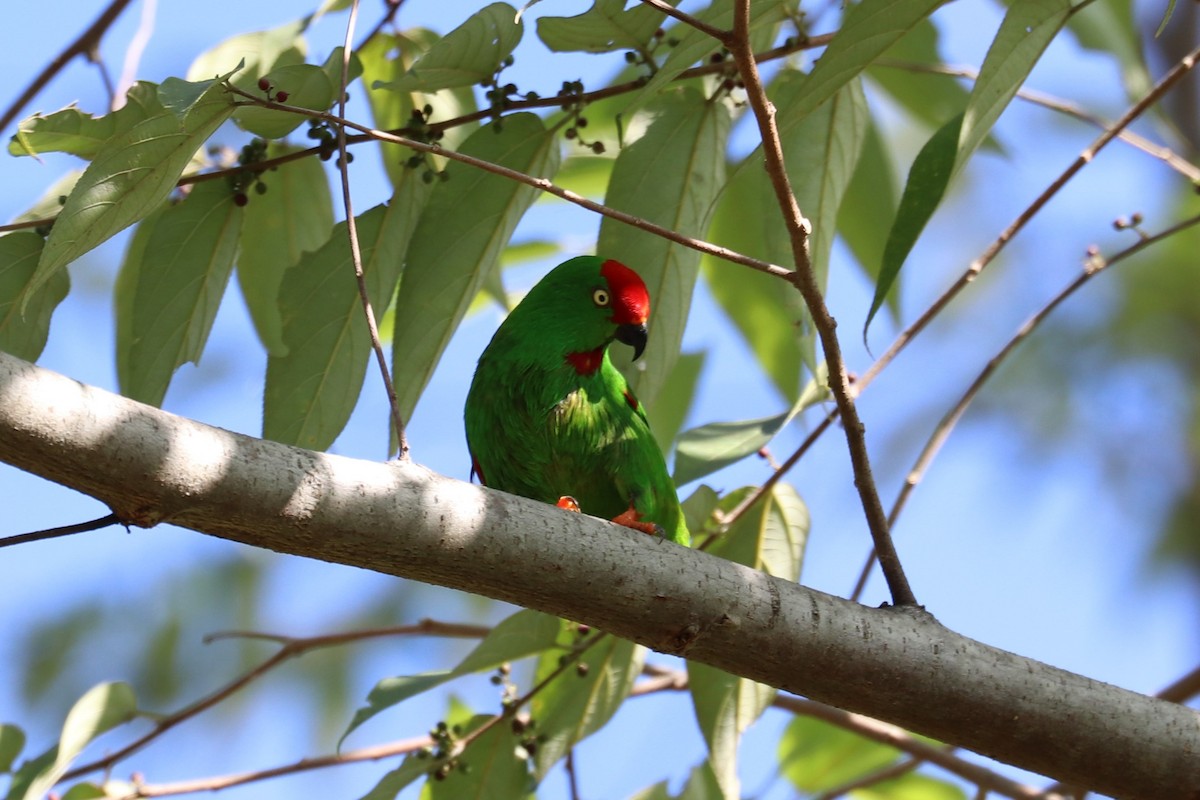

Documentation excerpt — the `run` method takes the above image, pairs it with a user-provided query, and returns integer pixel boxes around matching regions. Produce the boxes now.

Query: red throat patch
[566,347,605,375]
[600,260,650,325]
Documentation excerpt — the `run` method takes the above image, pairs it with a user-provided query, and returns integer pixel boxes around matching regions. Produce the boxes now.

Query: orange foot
[556,496,581,513]
[611,503,664,538]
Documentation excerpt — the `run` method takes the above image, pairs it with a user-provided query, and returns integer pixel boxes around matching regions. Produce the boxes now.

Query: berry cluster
[256,75,289,104]
[227,137,270,206]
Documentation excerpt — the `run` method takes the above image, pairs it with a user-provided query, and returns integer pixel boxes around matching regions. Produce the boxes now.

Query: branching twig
[855,43,1200,396]
[332,0,410,459]
[225,86,794,281]
[724,0,917,607]
[639,0,729,40]
[877,59,1200,184]
[0,512,121,548]
[63,619,490,782]
[0,0,136,133]
[849,212,1200,601]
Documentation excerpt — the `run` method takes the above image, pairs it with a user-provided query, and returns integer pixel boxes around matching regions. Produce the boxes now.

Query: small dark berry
[625,51,637,63]
[274,90,289,103]
[233,192,248,206]
[257,76,271,92]
[576,663,590,677]
[591,142,605,154]
[575,116,587,128]
[254,181,267,195]
[504,83,517,95]
[565,128,577,139]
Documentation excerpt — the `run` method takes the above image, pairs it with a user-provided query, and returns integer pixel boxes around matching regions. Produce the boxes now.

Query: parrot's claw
[611,505,662,537]
[556,496,582,513]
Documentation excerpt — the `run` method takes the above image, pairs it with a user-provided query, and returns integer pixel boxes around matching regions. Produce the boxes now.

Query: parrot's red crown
[600,259,650,325]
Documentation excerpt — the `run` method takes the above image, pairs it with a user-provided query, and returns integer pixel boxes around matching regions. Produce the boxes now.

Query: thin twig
[855,43,1200,396]
[63,620,490,782]
[726,0,916,606]
[565,749,581,800]
[639,0,729,40]
[122,736,433,798]
[225,85,794,281]
[2,33,832,233]
[720,43,1200,544]
[1157,663,1200,704]
[0,512,122,548]
[0,0,136,133]
[877,59,1200,184]
[333,0,410,459]
[848,212,1200,602]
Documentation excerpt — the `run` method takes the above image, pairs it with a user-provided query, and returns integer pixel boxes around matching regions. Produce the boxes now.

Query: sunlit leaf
[263,199,414,450]
[236,64,333,138]
[360,30,479,188]
[864,113,961,337]
[391,112,560,423]
[708,75,865,400]
[852,771,968,800]
[427,714,529,799]
[0,725,24,773]
[628,0,789,112]
[21,682,137,800]
[342,610,560,745]
[187,19,306,86]
[674,365,829,486]
[597,89,730,409]
[27,75,236,308]
[377,3,523,94]
[357,755,431,800]
[688,659,774,799]
[236,142,335,356]
[865,19,971,130]
[778,715,899,793]
[0,233,67,361]
[8,83,166,159]
[59,783,106,800]
[777,0,947,136]
[115,181,243,407]
[537,0,665,53]
[530,627,643,777]
[837,120,899,320]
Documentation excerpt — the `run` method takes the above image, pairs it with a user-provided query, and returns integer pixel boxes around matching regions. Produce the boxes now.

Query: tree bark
[0,350,1195,800]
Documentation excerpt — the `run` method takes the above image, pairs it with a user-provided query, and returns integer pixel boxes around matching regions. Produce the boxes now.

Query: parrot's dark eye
[592,288,610,307]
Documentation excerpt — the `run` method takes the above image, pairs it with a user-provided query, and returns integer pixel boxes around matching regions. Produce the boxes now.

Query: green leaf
[536,0,665,53]
[427,714,530,800]
[865,19,971,130]
[391,112,560,422]
[678,761,724,800]
[27,75,235,308]
[957,0,1073,165]
[597,89,730,409]
[646,350,705,455]
[0,233,68,361]
[865,0,1070,334]
[236,142,335,356]
[853,771,968,800]
[627,780,671,800]
[263,196,417,450]
[687,660,774,800]
[0,725,24,773]
[356,755,431,800]
[342,610,560,745]
[60,784,106,800]
[836,120,898,320]
[680,484,720,536]
[235,64,333,138]
[628,0,789,112]
[378,3,523,94]
[115,181,243,406]
[778,715,899,793]
[20,682,137,800]
[708,74,866,400]
[530,628,644,777]
[552,154,614,200]
[673,364,829,486]
[360,30,479,189]
[1066,0,1151,98]
[7,83,166,159]
[777,0,947,136]
[864,113,961,335]
[187,20,306,86]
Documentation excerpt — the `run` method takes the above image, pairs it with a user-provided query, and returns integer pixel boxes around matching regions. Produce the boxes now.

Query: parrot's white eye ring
[592,288,611,307]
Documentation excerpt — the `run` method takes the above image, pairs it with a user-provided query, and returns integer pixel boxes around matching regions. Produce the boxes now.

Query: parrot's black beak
[615,322,648,361]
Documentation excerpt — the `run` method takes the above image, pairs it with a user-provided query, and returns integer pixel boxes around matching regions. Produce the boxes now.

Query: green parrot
[464,255,690,547]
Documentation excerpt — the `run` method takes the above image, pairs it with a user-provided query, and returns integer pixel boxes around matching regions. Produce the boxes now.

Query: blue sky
[1,1,1196,798]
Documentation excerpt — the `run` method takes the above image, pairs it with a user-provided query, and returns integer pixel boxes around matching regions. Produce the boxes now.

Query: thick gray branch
[0,351,1195,799]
